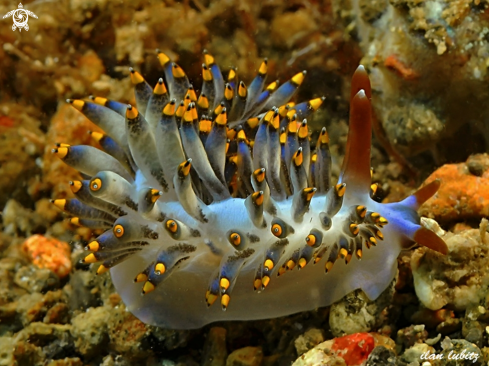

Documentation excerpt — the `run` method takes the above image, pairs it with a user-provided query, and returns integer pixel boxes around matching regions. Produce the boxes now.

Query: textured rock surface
[411,220,489,311]
[332,0,489,167]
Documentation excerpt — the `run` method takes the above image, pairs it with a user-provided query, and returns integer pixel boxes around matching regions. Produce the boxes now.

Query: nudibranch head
[54,52,447,329]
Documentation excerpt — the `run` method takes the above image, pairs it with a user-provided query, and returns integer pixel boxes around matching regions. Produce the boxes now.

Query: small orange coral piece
[384,54,419,80]
[22,234,72,278]
[420,154,489,222]
[0,116,14,128]
[78,50,105,83]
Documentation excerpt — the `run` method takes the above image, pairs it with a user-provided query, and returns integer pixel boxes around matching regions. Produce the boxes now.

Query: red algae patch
[331,333,376,365]
[22,235,72,278]
[384,54,419,80]
[293,332,394,366]
[419,154,489,222]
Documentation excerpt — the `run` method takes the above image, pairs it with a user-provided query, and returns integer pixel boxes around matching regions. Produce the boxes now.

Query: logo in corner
[2,3,38,32]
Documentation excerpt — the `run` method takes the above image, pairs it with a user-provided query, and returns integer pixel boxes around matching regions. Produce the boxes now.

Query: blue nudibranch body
[53,52,447,329]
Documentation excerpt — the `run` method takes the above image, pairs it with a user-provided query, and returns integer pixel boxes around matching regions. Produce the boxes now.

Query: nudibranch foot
[53,52,447,329]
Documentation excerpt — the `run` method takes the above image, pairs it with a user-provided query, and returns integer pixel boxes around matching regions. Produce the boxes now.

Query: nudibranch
[52,51,447,329]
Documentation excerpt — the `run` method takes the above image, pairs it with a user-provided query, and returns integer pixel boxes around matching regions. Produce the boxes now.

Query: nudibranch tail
[53,54,446,329]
